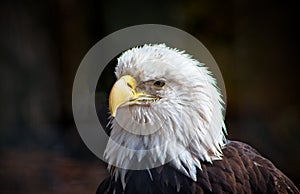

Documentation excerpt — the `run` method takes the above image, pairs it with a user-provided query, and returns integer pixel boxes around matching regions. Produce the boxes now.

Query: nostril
[127,83,133,89]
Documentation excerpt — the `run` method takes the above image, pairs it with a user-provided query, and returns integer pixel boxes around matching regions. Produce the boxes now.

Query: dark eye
[153,80,165,88]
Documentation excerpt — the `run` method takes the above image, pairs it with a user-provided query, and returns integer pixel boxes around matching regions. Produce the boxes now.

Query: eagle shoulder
[97,141,299,194]
[202,141,299,194]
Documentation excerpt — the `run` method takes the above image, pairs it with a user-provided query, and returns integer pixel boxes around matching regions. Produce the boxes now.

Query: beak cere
[109,75,137,117]
[109,75,160,117]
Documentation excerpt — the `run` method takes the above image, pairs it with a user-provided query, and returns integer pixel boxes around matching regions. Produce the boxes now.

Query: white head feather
[104,44,226,187]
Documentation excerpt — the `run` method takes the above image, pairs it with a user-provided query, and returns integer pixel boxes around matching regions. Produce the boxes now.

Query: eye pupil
[153,80,165,87]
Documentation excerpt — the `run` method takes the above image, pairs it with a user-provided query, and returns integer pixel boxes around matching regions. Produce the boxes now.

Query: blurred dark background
[0,0,299,193]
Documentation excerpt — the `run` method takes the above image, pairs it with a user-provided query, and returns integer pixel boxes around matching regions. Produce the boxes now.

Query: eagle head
[104,44,226,182]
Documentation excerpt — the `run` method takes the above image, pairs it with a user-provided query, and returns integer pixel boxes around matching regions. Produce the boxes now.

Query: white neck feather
[103,44,227,189]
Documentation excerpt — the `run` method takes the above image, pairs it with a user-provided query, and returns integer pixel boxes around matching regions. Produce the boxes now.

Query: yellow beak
[109,75,158,117]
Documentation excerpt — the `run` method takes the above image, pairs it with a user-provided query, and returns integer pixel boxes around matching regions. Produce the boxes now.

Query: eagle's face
[105,44,226,180]
[110,45,211,134]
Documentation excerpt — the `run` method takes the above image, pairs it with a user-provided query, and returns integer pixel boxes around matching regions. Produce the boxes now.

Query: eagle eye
[153,80,165,88]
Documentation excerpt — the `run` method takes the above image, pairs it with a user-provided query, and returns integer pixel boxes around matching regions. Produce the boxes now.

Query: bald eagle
[97,44,299,194]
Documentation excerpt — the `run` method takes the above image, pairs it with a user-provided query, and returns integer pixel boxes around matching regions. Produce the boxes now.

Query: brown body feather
[97,141,299,194]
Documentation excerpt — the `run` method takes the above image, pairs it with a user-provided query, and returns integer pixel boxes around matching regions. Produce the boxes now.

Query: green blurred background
[0,0,299,193]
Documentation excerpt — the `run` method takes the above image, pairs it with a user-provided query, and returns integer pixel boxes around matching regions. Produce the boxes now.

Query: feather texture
[98,141,299,194]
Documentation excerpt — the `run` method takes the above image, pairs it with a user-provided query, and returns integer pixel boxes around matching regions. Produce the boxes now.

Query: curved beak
[109,75,158,117]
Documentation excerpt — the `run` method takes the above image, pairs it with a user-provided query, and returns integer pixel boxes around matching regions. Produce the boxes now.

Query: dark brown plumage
[97,141,299,194]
